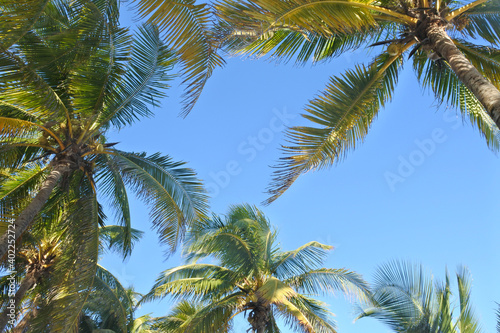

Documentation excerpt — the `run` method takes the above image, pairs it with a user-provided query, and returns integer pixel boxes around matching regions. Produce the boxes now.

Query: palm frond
[135,0,225,115]
[92,23,176,130]
[99,225,143,259]
[110,150,208,254]
[266,52,402,204]
[413,50,500,151]
[456,1,500,45]
[271,241,332,279]
[143,263,238,302]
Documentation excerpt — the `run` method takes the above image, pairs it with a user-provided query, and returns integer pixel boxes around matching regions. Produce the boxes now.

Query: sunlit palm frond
[455,266,481,333]
[266,52,402,204]
[271,241,332,279]
[135,0,224,115]
[0,166,48,224]
[110,150,208,254]
[143,263,238,303]
[285,294,337,333]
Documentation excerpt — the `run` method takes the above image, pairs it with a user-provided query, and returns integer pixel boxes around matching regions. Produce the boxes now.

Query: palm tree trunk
[427,22,500,129]
[0,161,71,259]
[0,272,36,332]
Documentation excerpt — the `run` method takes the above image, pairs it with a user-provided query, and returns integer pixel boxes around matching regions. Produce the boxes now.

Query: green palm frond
[92,23,176,130]
[266,52,402,204]
[99,225,143,259]
[286,268,370,301]
[356,261,485,333]
[135,0,225,115]
[455,267,481,333]
[287,294,337,333]
[271,241,332,279]
[458,1,500,45]
[413,51,500,151]
[144,263,238,302]
[454,39,500,85]
[217,0,411,41]
[0,166,48,224]
[0,0,51,51]
[111,150,208,253]
[95,154,133,252]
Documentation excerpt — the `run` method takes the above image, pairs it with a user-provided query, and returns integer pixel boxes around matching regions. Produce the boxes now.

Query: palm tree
[356,260,481,333]
[0,0,208,259]
[143,204,370,333]
[216,0,500,203]
[0,190,143,332]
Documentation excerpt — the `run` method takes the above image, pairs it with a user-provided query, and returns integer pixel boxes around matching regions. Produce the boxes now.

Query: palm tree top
[144,204,370,332]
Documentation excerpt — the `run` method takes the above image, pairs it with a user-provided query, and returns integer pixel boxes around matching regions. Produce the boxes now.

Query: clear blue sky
[100,4,500,332]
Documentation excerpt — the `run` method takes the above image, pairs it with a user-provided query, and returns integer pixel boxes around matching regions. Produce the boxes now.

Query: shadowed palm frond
[266,52,403,204]
[135,0,225,115]
[110,150,208,254]
[413,50,500,151]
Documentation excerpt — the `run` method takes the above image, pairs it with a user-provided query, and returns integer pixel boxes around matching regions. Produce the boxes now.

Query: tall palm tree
[0,0,208,258]
[216,0,500,203]
[143,204,370,333]
[356,260,482,333]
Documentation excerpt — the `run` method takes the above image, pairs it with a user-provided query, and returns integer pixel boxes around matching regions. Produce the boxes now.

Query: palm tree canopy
[144,204,369,333]
[0,0,209,256]
[356,260,482,333]
[215,0,500,203]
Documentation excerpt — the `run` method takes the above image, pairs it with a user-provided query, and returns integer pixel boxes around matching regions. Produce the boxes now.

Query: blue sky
[100,5,500,332]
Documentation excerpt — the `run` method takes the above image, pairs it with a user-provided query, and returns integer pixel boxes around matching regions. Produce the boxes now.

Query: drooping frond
[92,24,176,130]
[413,50,500,151]
[266,52,403,204]
[110,151,208,254]
[99,225,143,259]
[452,0,500,45]
[135,0,225,115]
[455,266,481,333]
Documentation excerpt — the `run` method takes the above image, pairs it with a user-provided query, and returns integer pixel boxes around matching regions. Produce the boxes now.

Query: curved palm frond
[110,150,208,254]
[92,23,176,131]
[135,0,225,115]
[413,50,500,151]
[99,225,143,258]
[266,52,403,203]
[453,0,500,44]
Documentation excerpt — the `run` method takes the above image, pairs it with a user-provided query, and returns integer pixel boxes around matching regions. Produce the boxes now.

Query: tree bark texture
[427,22,500,129]
[0,162,71,259]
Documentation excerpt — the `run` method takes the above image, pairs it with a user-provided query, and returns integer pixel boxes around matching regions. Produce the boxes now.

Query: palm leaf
[458,1,500,45]
[266,52,402,204]
[135,0,225,115]
[110,150,208,254]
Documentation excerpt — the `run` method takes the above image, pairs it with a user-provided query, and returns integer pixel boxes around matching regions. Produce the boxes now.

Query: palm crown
[144,204,370,332]
[216,0,500,203]
[356,261,482,333]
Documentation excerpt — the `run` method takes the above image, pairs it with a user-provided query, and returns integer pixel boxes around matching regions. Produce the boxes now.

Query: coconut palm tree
[216,0,500,203]
[143,204,370,333]
[0,0,208,259]
[356,260,482,333]
[0,188,143,332]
